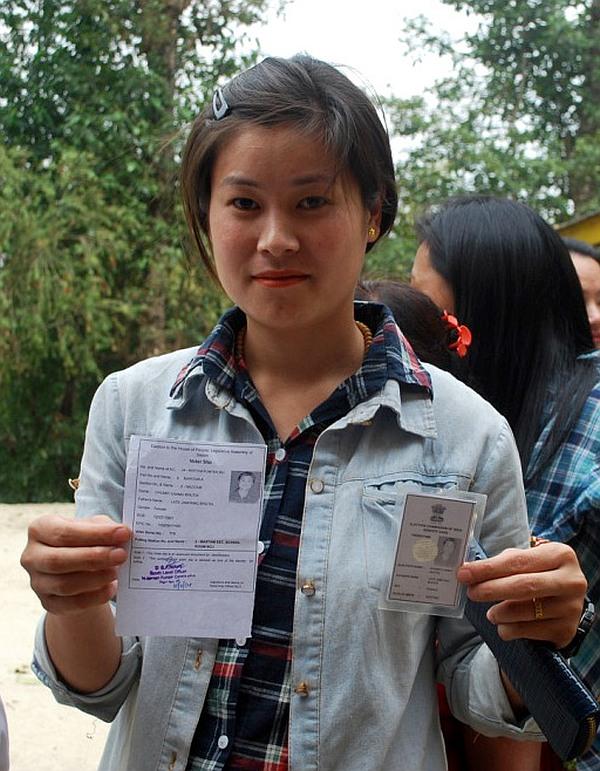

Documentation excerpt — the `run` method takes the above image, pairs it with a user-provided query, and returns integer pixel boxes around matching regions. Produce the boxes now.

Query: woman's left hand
[457,542,587,649]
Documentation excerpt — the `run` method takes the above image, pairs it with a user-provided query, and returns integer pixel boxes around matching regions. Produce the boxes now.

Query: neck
[237,310,371,441]
[241,313,367,385]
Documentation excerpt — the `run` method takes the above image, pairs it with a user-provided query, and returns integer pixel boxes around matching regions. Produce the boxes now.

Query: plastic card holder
[379,488,486,618]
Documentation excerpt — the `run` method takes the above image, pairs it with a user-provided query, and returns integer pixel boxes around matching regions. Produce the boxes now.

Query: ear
[367,198,383,242]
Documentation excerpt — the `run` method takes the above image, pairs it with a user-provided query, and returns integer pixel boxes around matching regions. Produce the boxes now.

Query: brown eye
[299,196,328,210]
[233,198,258,210]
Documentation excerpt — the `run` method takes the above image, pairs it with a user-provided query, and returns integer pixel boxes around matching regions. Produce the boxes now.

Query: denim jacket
[33,344,541,771]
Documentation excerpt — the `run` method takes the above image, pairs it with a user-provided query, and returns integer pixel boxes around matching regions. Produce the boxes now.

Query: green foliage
[375,0,600,279]
[0,0,266,501]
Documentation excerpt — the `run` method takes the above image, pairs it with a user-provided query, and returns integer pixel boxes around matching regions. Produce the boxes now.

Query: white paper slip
[116,435,267,638]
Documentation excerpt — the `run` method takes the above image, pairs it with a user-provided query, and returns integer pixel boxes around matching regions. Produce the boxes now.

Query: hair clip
[442,310,472,358]
[212,87,230,120]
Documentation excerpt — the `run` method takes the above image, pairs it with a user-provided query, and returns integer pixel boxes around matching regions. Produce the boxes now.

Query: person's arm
[454,542,586,771]
[436,417,585,738]
[458,541,586,711]
[462,729,542,771]
[22,513,131,693]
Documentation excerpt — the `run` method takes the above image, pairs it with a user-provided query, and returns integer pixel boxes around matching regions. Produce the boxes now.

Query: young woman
[562,237,600,349]
[412,195,600,771]
[21,59,586,771]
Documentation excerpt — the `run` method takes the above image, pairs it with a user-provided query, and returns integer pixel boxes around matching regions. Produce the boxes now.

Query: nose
[257,212,300,258]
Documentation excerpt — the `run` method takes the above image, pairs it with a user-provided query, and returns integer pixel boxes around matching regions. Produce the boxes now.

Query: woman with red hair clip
[412,195,599,771]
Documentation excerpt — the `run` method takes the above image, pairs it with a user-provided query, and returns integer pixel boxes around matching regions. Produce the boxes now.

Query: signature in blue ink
[141,561,189,583]
[160,560,184,571]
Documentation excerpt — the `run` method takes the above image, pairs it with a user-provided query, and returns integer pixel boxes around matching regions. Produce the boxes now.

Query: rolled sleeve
[32,612,142,722]
[75,372,128,522]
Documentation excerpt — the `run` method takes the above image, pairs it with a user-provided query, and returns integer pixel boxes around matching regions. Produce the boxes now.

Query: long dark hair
[562,237,600,263]
[181,54,397,277]
[415,195,596,478]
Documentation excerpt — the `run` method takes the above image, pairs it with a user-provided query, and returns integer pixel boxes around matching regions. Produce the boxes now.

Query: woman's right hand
[21,514,131,616]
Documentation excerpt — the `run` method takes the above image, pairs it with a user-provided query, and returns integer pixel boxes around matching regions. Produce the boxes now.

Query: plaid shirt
[525,352,600,771]
[183,303,430,770]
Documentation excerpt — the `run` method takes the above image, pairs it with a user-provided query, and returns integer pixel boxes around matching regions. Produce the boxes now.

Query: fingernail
[457,564,472,582]
[113,526,130,542]
[109,547,127,564]
[486,607,496,624]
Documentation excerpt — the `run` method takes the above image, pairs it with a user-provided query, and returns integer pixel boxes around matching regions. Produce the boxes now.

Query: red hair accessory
[442,310,472,358]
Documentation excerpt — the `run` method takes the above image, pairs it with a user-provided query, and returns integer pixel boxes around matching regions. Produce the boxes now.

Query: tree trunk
[570,0,600,210]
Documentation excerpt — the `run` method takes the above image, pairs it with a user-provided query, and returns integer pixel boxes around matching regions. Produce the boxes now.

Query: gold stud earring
[368,227,377,239]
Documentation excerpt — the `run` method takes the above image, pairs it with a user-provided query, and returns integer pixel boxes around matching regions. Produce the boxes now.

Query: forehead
[212,124,340,183]
[571,253,600,287]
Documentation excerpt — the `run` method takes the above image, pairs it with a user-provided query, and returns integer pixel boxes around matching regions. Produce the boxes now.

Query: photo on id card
[379,490,486,618]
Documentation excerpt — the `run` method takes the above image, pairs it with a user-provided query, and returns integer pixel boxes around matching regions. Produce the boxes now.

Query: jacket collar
[166,304,434,438]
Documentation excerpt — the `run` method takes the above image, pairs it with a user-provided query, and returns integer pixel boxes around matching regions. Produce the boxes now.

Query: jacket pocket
[361,474,466,591]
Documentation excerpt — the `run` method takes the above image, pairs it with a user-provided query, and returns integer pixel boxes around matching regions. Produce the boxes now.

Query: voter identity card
[379,490,486,618]
[116,435,267,638]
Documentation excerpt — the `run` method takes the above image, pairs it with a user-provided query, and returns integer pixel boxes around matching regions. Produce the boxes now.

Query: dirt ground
[0,503,109,771]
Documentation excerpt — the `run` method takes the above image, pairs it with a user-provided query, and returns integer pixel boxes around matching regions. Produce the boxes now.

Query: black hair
[355,280,454,371]
[415,195,596,478]
[181,54,397,277]
[562,236,600,263]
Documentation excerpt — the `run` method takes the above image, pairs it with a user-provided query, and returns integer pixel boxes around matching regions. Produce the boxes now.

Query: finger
[496,619,576,648]
[23,544,128,576]
[39,568,120,598]
[41,581,118,616]
[466,572,556,603]
[466,564,587,603]
[28,515,131,549]
[458,543,571,585]
[486,598,560,624]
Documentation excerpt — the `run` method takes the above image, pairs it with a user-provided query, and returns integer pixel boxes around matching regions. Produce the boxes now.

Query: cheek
[585,297,600,321]
[412,273,455,313]
[211,216,243,248]
[436,281,455,315]
[211,223,250,278]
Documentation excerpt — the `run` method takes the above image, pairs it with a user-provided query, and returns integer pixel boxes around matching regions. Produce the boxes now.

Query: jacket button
[193,649,203,670]
[301,580,316,596]
[168,751,177,770]
[309,478,324,493]
[294,681,310,696]
[217,734,229,749]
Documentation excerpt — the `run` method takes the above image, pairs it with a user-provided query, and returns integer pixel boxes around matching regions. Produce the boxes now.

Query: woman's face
[571,253,600,349]
[237,474,253,495]
[411,242,455,314]
[208,124,381,335]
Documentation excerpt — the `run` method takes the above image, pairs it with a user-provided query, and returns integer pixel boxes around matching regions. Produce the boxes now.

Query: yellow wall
[556,211,600,247]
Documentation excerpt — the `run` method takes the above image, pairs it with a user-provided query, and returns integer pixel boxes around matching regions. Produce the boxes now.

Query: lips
[252,270,309,288]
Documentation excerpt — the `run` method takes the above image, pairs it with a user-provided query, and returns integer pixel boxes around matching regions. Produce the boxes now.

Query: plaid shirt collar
[169,302,432,403]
